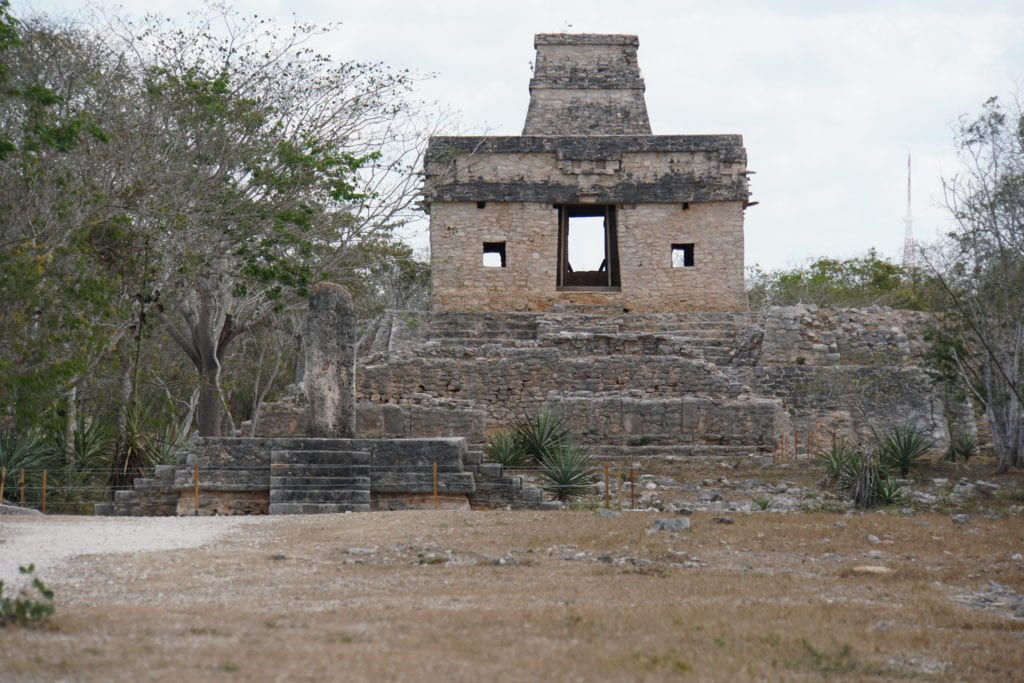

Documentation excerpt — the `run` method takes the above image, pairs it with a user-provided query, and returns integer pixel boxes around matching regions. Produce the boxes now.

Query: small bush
[537,444,596,503]
[512,410,572,463]
[816,439,860,493]
[0,565,55,627]
[484,430,528,468]
[877,426,932,478]
[944,433,978,463]
[875,476,906,506]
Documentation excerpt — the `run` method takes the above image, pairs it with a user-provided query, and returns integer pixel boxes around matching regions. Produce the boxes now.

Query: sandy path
[0,515,265,588]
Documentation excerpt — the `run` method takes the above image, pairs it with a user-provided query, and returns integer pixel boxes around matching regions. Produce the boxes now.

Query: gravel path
[0,515,265,588]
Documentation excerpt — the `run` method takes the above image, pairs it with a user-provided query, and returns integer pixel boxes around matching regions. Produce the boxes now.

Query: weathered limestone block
[304,282,356,438]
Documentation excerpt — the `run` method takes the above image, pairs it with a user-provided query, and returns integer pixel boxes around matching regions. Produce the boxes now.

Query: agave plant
[943,433,978,463]
[0,430,60,505]
[512,409,572,463]
[877,426,932,478]
[874,476,906,506]
[484,430,529,468]
[816,439,860,493]
[537,443,596,503]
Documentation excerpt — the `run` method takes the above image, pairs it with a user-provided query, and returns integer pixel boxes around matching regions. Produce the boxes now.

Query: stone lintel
[425,135,746,164]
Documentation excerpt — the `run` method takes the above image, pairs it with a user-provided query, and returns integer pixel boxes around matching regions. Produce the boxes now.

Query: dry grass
[3,499,1024,682]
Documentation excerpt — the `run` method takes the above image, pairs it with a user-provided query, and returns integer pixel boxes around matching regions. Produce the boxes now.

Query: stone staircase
[269,450,371,514]
[359,309,785,461]
[94,464,178,516]
[463,448,550,509]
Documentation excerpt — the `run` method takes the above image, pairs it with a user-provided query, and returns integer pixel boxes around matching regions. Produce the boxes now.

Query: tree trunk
[196,362,222,437]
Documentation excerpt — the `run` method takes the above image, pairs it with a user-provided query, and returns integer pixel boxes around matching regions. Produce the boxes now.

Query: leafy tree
[747,249,925,310]
[925,96,1024,472]
[0,5,434,438]
[0,12,131,428]
[95,7,430,435]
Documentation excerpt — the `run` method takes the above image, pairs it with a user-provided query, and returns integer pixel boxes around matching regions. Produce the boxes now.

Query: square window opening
[672,243,695,268]
[482,242,506,268]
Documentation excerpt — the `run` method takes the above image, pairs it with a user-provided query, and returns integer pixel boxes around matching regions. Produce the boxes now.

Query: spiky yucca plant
[484,430,529,468]
[537,444,596,503]
[512,410,572,464]
[877,426,932,478]
[816,439,860,493]
[943,433,978,463]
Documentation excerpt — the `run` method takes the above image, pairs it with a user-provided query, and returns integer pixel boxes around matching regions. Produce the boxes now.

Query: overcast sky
[17,0,1024,270]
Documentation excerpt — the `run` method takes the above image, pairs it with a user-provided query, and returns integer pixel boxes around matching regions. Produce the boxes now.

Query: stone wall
[523,34,651,136]
[429,200,745,312]
[754,305,931,366]
[354,306,962,459]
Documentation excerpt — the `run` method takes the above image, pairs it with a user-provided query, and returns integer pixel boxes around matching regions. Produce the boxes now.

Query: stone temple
[99,35,966,516]
[425,34,750,313]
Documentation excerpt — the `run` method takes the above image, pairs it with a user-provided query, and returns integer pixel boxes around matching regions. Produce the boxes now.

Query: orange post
[41,470,47,513]
[432,462,439,509]
[193,463,200,516]
[603,462,610,509]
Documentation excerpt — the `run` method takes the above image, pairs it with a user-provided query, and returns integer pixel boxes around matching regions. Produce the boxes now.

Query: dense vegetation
[0,1,431,500]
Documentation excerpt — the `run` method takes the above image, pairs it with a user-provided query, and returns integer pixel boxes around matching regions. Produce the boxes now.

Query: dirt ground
[3,459,1024,682]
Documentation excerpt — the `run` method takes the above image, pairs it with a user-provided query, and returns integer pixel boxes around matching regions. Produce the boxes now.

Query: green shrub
[874,476,906,506]
[816,439,860,493]
[818,440,906,508]
[512,409,572,464]
[944,433,978,463]
[0,565,55,626]
[0,430,60,505]
[877,426,932,478]
[537,444,596,503]
[484,430,528,468]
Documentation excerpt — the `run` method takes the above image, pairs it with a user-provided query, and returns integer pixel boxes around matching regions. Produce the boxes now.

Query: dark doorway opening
[557,205,619,288]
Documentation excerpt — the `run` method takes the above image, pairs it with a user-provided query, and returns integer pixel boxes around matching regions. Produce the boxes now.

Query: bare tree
[928,96,1024,472]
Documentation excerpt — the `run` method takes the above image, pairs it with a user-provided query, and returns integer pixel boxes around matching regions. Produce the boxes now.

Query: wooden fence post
[0,467,6,503]
[433,462,439,509]
[603,462,610,509]
[19,468,25,505]
[41,470,47,513]
[193,463,200,516]
[629,466,636,510]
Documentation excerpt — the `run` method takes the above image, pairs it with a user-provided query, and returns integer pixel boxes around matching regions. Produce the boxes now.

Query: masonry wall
[430,200,745,312]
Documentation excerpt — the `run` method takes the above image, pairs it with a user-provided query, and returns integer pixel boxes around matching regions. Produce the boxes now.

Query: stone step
[269,476,371,488]
[588,444,765,458]
[373,471,476,494]
[269,502,369,515]
[270,463,370,478]
[270,450,371,465]
[269,489,371,504]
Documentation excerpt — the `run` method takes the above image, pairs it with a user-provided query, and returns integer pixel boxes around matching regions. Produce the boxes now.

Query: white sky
[16,0,1024,270]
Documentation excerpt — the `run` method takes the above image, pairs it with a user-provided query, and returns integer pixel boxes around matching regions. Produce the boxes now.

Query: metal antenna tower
[902,152,916,268]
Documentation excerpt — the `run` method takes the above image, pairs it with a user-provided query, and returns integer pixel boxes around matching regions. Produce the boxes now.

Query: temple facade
[424,34,752,312]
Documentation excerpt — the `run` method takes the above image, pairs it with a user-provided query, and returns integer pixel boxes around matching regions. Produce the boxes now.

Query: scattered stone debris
[953,581,1024,620]
[594,508,622,518]
[887,656,948,675]
[651,518,691,533]
[851,565,892,575]
[710,516,735,525]
[951,514,971,526]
